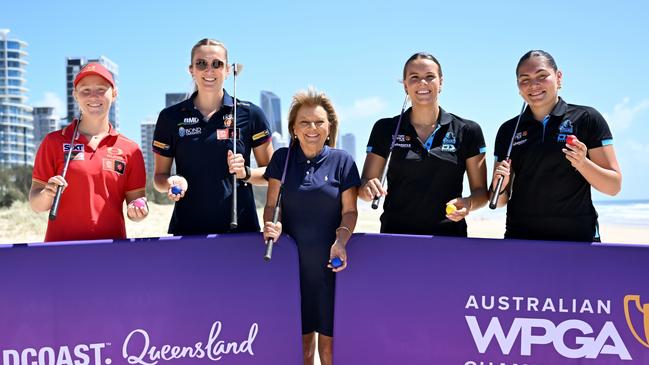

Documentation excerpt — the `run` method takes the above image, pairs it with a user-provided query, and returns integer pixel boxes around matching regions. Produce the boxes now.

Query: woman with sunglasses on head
[152,38,273,235]
[263,88,360,365]
[490,50,622,242]
[359,52,488,237]
[30,63,148,242]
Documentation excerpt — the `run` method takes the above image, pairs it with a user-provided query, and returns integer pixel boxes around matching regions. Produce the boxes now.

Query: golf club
[489,101,527,209]
[49,118,81,221]
[230,63,243,229]
[264,143,293,262]
[371,94,409,209]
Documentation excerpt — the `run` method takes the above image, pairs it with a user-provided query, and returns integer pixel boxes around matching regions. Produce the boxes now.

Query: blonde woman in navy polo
[263,88,360,365]
[491,50,622,242]
[152,39,273,235]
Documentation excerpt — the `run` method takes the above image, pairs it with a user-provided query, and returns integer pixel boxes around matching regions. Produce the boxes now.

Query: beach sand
[1,200,646,245]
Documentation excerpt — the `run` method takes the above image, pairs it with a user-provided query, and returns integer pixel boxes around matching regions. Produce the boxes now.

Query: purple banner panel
[0,234,302,365]
[334,234,649,365]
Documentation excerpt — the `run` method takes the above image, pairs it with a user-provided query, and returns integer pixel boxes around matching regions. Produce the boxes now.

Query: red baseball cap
[73,63,115,88]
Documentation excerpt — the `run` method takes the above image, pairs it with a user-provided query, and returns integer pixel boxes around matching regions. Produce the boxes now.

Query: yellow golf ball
[446,204,457,215]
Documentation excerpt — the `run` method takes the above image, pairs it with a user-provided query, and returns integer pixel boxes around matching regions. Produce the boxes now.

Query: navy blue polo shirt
[152,90,271,235]
[366,107,486,236]
[264,144,360,336]
[494,98,613,242]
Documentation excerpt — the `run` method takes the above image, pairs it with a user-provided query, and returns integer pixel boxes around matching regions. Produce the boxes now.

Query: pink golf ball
[133,198,146,208]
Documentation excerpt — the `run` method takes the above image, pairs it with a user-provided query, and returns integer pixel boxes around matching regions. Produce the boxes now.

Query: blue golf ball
[171,185,182,195]
[331,257,343,268]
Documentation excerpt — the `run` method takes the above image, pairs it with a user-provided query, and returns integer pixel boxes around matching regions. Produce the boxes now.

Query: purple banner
[0,234,303,365]
[334,234,649,364]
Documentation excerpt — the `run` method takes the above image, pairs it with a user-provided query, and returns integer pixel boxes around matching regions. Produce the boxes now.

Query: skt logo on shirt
[63,143,85,160]
[103,158,126,175]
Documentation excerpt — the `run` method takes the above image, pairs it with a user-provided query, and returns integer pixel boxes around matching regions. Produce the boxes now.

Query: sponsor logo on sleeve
[252,130,269,141]
[152,140,170,150]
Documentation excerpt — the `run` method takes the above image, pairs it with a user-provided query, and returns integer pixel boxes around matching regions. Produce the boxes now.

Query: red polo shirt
[32,121,146,242]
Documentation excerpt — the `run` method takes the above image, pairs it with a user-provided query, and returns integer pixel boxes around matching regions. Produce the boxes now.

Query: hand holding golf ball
[329,241,348,272]
[445,198,471,222]
[166,175,188,202]
[562,135,587,168]
[127,197,149,221]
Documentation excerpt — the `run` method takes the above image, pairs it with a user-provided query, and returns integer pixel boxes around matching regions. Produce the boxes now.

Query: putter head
[232,63,243,76]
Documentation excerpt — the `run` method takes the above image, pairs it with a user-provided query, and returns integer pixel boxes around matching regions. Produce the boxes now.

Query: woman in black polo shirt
[491,50,622,242]
[151,38,273,235]
[360,52,489,236]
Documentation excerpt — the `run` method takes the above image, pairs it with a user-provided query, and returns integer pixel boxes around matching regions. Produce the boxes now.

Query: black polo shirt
[367,107,486,237]
[494,98,613,242]
[152,90,271,235]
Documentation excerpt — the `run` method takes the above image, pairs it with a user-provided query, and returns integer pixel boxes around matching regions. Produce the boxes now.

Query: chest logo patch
[63,143,85,160]
[559,119,574,134]
[183,117,200,125]
[103,158,126,175]
[179,126,202,137]
[223,114,233,127]
[441,132,457,152]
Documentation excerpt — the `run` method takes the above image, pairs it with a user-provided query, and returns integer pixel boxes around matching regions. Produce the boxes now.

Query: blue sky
[3,0,648,200]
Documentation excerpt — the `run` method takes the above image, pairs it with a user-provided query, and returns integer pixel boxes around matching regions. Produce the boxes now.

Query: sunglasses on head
[194,59,225,71]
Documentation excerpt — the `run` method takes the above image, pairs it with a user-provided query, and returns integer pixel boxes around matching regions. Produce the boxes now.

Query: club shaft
[49,118,80,221]
[488,102,526,210]
[371,95,408,210]
[230,63,239,230]
[264,189,283,261]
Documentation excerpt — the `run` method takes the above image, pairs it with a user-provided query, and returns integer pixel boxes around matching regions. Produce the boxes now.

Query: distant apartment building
[0,29,34,167]
[341,133,356,161]
[32,106,58,151]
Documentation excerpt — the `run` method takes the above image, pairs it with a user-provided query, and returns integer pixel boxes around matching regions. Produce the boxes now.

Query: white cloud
[603,97,649,132]
[34,92,65,118]
[339,97,387,120]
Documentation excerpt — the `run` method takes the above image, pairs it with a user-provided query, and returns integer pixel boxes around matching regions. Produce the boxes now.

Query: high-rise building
[260,91,282,136]
[166,93,186,107]
[341,133,356,161]
[0,29,34,167]
[32,106,58,151]
[66,56,119,130]
[140,118,156,177]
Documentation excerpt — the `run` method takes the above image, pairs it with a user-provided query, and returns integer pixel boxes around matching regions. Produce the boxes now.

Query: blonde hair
[190,38,228,65]
[189,38,228,93]
[287,88,339,147]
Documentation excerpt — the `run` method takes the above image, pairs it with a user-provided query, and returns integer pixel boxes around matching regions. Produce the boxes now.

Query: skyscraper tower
[32,106,58,151]
[260,91,282,135]
[66,56,119,130]
[341,133,356,161]
[0,29,34,167]
[140,118,156,177]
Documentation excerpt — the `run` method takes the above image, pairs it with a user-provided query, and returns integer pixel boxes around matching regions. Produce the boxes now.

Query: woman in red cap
[29,62,149,242]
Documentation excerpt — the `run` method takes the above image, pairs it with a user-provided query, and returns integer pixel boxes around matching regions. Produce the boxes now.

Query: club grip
[489,176,504,210]
[264,238,274,261]
[49,185,64,221]
[230,175,238,229]
[371,196,381,210]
